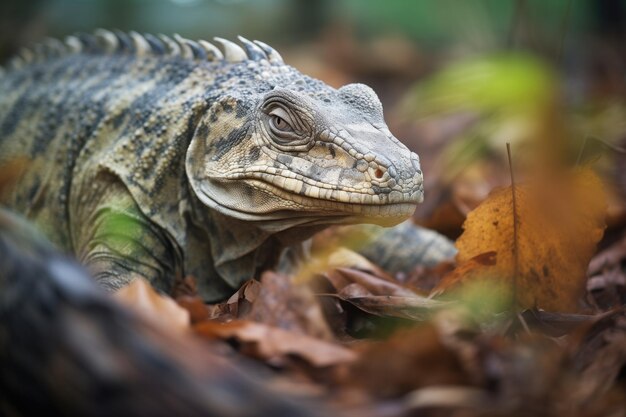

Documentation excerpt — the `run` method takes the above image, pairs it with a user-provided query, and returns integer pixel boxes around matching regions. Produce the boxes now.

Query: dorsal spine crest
[3,29,285,71]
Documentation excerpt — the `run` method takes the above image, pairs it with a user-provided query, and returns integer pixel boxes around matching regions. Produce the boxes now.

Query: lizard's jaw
[245,178,420,218]
[193,176,420,227]
[237,177,421,227]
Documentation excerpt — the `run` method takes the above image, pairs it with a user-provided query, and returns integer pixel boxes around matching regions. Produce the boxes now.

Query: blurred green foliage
[401,53,559,181]
[339,0,590,48]
[403,54,555,117]
[0,0,602,55]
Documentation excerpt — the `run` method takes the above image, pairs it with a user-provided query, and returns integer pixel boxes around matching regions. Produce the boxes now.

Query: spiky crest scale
[2,29,284,71]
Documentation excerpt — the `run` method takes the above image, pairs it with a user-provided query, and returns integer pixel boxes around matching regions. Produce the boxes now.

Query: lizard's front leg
[71,180,180,293]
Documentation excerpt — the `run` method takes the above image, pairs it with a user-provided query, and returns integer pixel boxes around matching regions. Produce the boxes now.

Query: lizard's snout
[377,150,424,204]
[329,123,424,204]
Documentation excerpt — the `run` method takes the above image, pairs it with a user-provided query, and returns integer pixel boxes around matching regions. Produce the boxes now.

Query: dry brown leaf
[314,266,447,322]
[345,323,472,398]
[178,279,261,323]
[176,295,216,323]
[587,234,626,310]
[115,278,190,331]
[432,252,497,292]
[173,275,251,323]
[588,235,626,276]
[222,279,262,318]
[569,311,626,405]
[434,167,607,312]
[246,272,334,340]
[194,320,356,367]
[404,260,457,293]
[327,267,418,297]
[336,295,449,321]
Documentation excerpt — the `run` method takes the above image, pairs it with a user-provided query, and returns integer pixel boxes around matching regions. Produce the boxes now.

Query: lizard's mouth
[192,173,422,227]
[244,177,421,225]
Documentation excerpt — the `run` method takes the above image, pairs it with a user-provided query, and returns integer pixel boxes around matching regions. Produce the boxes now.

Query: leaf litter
[111,162,626,415]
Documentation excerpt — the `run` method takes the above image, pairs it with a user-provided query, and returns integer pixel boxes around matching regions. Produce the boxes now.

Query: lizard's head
[187,66,423,229]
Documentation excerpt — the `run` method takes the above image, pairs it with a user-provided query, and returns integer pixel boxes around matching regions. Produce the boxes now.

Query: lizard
[0,30,424,302]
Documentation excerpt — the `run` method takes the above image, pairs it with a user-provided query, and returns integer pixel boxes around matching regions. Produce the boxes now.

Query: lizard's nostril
[374,168,384,179]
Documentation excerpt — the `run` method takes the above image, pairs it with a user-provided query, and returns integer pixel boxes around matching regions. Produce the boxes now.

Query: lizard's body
[0,32,423,301]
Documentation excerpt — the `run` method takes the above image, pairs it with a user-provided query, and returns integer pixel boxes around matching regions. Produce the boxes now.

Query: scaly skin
[0,31,423,301]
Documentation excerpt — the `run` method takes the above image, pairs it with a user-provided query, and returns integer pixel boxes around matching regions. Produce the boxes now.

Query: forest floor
[113,42,626,416]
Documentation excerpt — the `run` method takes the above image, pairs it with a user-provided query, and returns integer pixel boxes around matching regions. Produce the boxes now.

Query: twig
[516,312,531,334]
[589,135,626,154]
[506,143,519,312]
[575,135,588,166]
[576,135,626,166]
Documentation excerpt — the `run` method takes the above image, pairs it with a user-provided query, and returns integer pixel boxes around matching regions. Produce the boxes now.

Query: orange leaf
[434,167,606,312]
[115,278,190,331]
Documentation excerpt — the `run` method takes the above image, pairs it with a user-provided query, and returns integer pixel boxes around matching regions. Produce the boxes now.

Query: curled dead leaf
[327,267,418,297]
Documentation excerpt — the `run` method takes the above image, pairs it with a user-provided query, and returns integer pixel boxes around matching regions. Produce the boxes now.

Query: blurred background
[1,0,625,239]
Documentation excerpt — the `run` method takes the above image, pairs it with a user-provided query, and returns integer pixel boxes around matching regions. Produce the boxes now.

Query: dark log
[0,209,323,417]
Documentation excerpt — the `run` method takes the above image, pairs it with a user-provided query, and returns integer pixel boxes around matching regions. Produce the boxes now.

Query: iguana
[0,31,423,302]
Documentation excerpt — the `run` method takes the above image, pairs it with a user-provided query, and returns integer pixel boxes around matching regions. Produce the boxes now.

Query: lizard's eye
[271,115,292,132]
[268,107,295,134]
[261,93,312,149]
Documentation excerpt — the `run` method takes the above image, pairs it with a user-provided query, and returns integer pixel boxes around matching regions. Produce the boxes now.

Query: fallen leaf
[404,260,457,293]
[246,272,334,340]
[345,323,472,398]
[587,274,626,310]
[179,279,262,323]
[568,311,626,408]
[223,279,262,318]
[327,267,418,297]
[587,234,626,309]
[338,295,450,321]
[588,234,626,276]
[194,320,356,367]
[432,252,497,292]
[518,309,597,337]
[115,278,190,331]
[430,252,513,316]
[434,167,606,312]
[313,265,447,325]
[173,275,250,323]
[176,295,214,323]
